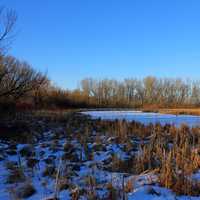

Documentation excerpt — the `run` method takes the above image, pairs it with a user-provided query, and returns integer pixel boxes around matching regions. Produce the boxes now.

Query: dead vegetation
[0,111,200,198]
[143,108,200,116]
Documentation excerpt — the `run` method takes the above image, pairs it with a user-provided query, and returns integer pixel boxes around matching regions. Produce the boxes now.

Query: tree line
[79,77,200,108]
[4,75,199,111]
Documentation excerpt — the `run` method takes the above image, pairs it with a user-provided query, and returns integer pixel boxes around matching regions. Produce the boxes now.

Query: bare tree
[0,6,17,52]
[0,56,47,101]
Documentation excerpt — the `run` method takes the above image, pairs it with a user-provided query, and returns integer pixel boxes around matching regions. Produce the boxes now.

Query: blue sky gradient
[2,0,200,89]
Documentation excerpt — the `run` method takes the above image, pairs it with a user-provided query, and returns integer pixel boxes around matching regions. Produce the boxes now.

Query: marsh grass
[1,111,200,197]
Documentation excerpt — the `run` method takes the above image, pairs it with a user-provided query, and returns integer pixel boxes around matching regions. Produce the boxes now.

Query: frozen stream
[82,110,200,127]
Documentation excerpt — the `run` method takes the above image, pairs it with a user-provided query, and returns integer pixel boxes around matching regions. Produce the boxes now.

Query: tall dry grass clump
[158,124,200,196]
[98,119,200,196]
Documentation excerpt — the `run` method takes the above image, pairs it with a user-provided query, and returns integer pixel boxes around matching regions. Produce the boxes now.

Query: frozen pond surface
[82,111,200,127]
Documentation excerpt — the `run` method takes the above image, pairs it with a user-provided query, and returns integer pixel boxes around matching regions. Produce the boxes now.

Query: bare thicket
[0,55,47,101]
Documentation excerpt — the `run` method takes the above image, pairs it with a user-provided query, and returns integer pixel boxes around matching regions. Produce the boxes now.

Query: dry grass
[92,117,200,195]
[6,164,26,184]
[142,108,200,116]
[17,182,36,198]
[106,182,118,200]
[1,110,200,197]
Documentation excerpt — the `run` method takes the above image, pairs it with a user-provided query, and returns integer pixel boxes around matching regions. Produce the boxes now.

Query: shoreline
[79,107,200,116]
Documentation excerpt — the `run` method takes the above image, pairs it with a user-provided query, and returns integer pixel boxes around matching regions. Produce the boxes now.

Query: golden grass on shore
[142,108,200,116]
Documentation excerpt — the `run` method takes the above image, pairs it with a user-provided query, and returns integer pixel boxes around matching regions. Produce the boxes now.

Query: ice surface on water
[82,111,200,127]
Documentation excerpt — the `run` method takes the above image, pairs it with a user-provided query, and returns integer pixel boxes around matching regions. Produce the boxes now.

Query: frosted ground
[82,110,200,127]
[0,112,199,199]
[0,133,199,200]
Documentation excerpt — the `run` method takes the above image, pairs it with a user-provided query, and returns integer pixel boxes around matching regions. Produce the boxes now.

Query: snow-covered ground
[0,113,199,199]
[82,111,200,127]
[0,131,199,199]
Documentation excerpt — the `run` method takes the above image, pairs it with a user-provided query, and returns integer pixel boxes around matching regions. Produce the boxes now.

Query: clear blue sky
[2,0,200,89]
